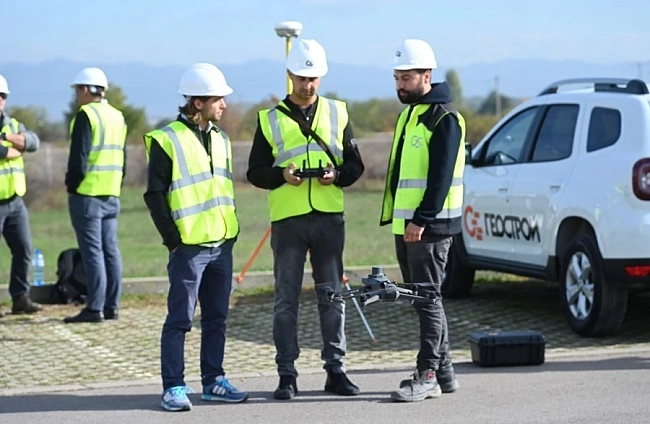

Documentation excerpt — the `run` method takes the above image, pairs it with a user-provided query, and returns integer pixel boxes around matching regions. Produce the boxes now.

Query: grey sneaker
[436,361,459,393]
[390,369,442,402]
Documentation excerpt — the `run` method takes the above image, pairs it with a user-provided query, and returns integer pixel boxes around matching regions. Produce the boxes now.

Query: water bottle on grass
[32,248,45,286]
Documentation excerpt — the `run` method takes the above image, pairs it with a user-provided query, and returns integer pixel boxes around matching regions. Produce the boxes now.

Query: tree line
[6,69,525,147]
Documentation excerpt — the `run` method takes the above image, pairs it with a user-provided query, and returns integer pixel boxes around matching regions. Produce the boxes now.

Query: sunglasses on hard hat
[0,93,6,100]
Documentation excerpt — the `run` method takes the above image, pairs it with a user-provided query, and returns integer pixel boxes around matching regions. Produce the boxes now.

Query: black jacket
[385,82,463,235]
[143,115,221,251]
[246,95,364,202]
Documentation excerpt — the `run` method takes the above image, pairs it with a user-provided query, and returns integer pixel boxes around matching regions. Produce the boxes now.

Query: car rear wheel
[559,234,628,336]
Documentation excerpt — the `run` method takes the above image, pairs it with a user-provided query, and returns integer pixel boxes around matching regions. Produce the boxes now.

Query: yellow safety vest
[258,97,347,222]
[69,102,127,197]
[0,117,25,200]
[144,121,239,245]
[380,104,466,235]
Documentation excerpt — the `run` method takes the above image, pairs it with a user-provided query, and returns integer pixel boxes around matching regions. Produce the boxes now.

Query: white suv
[443,78,650,337]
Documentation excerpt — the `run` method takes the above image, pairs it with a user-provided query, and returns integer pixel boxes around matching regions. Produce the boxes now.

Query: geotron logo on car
[463,206,542,242]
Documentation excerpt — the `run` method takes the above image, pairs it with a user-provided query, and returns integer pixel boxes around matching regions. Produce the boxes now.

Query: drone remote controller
[293,159,328,179]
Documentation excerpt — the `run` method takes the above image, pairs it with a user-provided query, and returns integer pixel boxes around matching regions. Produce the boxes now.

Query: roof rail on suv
[538,78,649,96]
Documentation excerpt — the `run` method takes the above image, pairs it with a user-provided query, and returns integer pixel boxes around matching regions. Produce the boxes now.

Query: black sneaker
[324,371,360,396]
[273,375,298,400]
[436,361,459,393]
[103,309,119,320]
[64,308,104,324]
[391,369,442,402]
[12,294,43,314]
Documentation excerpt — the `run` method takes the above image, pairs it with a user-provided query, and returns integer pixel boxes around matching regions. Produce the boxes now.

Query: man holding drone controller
[247,38,364,401]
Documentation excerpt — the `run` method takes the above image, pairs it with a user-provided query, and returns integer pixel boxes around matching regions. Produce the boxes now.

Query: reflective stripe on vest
[268,98,344,167]
[391,177,464,219]
[143,121,239,244]
[259,97,347,222]
[380,104,466,235]
[70,103,127,196]
[158,126,235,220]
[0,117,26,200]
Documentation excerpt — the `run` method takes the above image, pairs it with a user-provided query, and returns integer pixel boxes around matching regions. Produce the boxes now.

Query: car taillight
[625,266,650,277]
[632,158,650,200]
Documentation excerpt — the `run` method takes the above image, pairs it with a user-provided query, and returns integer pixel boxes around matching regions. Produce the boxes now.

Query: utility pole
[638,62,643,79]
[495,75,502,119]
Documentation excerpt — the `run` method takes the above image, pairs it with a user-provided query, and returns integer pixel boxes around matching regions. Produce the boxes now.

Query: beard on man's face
[397,86,425,104]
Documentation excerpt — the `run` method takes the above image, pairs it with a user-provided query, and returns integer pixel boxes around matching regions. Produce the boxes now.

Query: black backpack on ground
[49,248,87,305]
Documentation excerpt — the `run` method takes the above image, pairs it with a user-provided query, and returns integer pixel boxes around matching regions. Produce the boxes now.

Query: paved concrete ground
[1,272,650,396]
[2,351,650,424]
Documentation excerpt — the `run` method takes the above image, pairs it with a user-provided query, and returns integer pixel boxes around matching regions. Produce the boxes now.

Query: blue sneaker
[202,375,249,403]
[161,386,194,412]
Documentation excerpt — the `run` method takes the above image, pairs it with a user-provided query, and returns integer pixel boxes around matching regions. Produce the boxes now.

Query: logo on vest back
[410,135,423,148]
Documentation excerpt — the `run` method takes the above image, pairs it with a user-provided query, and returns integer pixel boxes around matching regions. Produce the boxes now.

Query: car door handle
[549,182,562,191]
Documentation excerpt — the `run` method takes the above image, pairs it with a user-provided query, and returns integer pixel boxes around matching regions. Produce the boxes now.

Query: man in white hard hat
[379,39,465,402]
[63,67,128,324]
[143,62,248,412]
[0,74,43,318]
[247,39,365,400]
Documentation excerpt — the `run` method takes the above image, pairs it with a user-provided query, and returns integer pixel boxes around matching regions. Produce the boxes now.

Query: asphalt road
[2,350,649,424]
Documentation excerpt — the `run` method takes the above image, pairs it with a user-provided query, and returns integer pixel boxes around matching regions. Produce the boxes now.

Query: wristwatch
[0,133,6,141]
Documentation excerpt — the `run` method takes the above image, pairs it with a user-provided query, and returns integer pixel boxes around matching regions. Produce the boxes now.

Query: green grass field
[0,183,398,283]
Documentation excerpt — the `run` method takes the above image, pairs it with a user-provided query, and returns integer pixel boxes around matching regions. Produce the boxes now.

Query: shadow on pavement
[3,354,650,414]
[455,355,650,374]
[347,355,650,376]
[0,390,394,414]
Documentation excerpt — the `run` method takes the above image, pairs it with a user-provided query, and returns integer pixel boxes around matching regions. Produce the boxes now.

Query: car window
[530,104,579,162]
[479,107,539,166]
[587,107,621,152]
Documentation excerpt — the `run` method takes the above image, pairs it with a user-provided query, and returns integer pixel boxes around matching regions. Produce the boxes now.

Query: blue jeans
[0,196,32,300]
[270,213,347,377]
[68,194,122,312]
[160,240,234,390]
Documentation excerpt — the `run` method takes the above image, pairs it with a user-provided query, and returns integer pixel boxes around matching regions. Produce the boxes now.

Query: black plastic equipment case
[469,330,546,367]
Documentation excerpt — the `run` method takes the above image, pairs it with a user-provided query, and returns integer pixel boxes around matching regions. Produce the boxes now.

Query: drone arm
[326,286,362,302]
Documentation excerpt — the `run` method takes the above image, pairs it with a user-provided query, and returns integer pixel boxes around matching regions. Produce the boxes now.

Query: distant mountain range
[0,58,645,122]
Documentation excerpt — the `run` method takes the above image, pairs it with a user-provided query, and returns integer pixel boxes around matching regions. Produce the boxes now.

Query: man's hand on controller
[318,161,337,186]
[283,163,303,186]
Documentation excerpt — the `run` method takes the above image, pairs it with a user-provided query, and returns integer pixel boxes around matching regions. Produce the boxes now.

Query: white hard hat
[178,63,233,97]
[393,39,437,70]
[71,67,109,89]
[0,74,9,94]
[286,39,328,78]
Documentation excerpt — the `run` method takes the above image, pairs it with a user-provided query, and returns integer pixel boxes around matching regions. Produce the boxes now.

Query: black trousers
[395,233,453,371]
[270,213,347,377]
